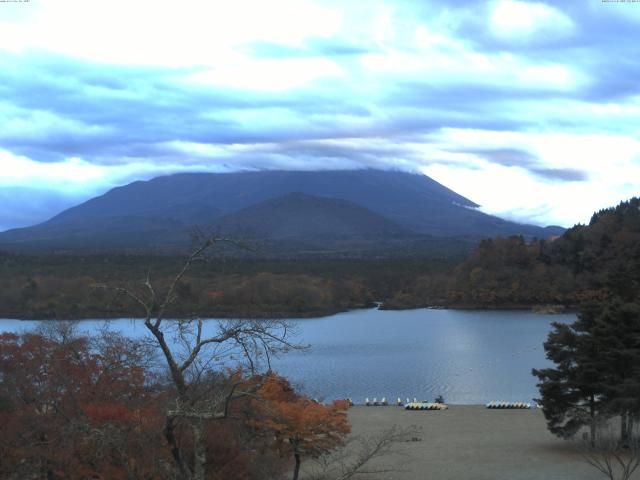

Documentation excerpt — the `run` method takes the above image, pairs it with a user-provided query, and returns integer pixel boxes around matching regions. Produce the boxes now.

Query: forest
[0,198,638,319]
[0,237,411,480]
[1,199,639,479]
[443,197,640,307]
[0,324,368,479]
[0,254,456,319]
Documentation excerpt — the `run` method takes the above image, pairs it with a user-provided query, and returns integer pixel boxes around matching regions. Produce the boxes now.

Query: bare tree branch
[305,426,417,480]
[95,234,303,480]
[578,424,640,480]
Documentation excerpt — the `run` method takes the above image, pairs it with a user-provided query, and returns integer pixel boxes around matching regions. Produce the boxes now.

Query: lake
[0,307,575,405]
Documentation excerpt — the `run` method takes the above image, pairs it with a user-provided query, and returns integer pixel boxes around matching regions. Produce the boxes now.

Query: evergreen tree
[584,300,640,445]
[534,299,640,445]
[533,319,605,444]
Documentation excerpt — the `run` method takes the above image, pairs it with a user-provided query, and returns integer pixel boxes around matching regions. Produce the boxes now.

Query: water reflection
[0,308,574,404]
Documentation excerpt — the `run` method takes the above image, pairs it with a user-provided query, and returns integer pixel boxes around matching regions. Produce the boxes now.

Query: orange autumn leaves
[0,332,164,479]
[0,331,352,479]
[253,375,351,460]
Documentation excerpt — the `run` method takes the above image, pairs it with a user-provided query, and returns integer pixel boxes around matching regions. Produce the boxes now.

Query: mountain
[215,192,408,239]
[0,169,564,254]
[212,192,472,258]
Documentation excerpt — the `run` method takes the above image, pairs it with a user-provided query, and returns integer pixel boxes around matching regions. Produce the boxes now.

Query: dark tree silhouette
[534,299,640,446]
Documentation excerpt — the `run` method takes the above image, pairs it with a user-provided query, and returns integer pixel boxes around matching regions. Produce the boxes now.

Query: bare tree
[579,424,640,480]
[35,319,81,345]
[305,426,418,480]
[100,236,301,480]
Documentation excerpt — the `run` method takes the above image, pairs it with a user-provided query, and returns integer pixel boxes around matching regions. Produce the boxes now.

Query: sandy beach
[345,405,609,480]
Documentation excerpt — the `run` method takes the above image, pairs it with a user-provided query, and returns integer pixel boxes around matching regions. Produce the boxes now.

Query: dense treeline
[399,196,639,310]
[0,254,458,319]
[385,198,640,310]
[1,198,639,318]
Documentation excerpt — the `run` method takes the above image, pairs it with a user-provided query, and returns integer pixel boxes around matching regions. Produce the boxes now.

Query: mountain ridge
[215,192,409,239]
[0,169,565,254]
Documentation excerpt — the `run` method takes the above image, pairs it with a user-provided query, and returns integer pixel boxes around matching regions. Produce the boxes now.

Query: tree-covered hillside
[384,198,640,309]
[1,198,637,319]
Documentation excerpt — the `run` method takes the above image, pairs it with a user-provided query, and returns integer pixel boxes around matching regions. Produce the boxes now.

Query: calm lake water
[0,308,575,404]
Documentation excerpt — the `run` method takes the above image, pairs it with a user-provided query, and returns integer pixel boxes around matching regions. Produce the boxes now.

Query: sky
[1,0,639,231]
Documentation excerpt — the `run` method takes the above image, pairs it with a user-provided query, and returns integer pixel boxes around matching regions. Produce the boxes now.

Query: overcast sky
[1,0,639,231]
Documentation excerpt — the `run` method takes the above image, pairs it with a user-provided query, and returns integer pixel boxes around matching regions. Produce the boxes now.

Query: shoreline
[346,405,602,480]
[0,302,576,321]
[380,302,576,314]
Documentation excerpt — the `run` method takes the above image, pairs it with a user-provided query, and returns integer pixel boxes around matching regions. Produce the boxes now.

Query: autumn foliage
[0,330,351,479]
[253,376,351,480]
[0,330,165,479]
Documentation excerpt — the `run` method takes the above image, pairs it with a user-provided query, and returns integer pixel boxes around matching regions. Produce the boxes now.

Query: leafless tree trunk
[305,426,417,480]
[579,424,640,480]
[590,394,597,447]
[293,449,301,480]
[100,236,301,480]
[621,410,629,447]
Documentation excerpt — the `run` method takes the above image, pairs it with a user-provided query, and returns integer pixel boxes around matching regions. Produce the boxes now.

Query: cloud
[457,148,588,182]
[489,0,575,43]
[246,39,374,59]
[0,1,639,230]
[0,151,105,188]
[529,167,587,182]
[423,129,640,226]
[0,0,342,66]
[465,148,538,168]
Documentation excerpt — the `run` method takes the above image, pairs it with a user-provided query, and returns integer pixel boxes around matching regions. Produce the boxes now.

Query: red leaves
[0,333,334,479]
[253,375,351,459]
[83,402,135,423]
[0,331,164,479]
[332,399,351,411]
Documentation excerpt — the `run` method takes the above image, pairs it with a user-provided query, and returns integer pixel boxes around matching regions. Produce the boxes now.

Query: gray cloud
[529,167,588,182]
[0,54,487,170]
[462,148,538,168]
[2,0,638,170]
[473,148,538,168]
[246,39,375,58]
[0,0,637,229]
[458,148,588,182]
[401,0,640,103]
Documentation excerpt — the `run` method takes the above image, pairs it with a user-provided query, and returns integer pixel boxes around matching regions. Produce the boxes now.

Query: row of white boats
[356,398,536,409]
[485,401,533,409]
[362,397,445,407]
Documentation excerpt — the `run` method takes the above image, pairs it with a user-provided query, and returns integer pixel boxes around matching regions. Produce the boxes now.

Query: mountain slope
[38,169,479,232]
[215,192,408,239]
[0,169,564,252]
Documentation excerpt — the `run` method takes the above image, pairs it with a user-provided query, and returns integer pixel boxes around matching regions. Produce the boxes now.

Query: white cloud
[421,128,640,226]
[0,0,638,232]
[0,149,225,192]
[489,0,574,42]
[0,105,112,142]
[186,57,344,92]
[0,0,342,67]
[0,151,105,187]
[358,35,581,93]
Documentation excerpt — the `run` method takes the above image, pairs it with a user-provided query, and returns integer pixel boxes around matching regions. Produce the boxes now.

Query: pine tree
[533,319,606,444]
[534,299,640,445]
[583,300,640,445]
